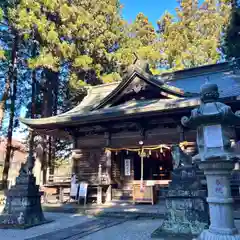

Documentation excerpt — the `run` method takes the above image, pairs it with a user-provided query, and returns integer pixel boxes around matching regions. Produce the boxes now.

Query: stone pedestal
[197,159,240,240]
[152,166,209,239]
[0,164,47,229]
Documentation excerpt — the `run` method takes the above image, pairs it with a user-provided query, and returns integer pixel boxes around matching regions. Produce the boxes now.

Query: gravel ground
[81,219,163,240]
[0,212,95,240]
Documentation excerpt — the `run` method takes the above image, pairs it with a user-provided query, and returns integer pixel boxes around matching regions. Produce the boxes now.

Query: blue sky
[120,0,178,28]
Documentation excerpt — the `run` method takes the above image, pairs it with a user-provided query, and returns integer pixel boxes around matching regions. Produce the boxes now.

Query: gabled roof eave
[92,65,191,110]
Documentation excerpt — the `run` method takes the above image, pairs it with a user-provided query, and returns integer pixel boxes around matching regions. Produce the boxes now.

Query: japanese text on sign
[124,159,131,176]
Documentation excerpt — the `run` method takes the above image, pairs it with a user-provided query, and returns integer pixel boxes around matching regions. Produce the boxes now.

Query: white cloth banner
[70,175,79,197]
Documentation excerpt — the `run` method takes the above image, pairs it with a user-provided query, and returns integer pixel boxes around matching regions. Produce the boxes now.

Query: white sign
[79,182,88,197]
[124,159,131,176]
[70,175,79,197]
[204,124,223,148]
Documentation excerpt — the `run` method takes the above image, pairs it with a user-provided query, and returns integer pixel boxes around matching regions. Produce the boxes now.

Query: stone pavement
[2,199,240,218]
[0,212,240,240]
[27,218,127,240]
[0,201,240,240]
[82,219,240,240]
[39,201,167,219]
[82,219,162,240]
[0,212,94,240]
[41,200,240,219]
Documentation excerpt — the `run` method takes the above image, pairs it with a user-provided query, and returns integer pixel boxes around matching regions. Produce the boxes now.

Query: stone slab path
[0,212,94,240]
[26,218,127,240]
[1,214,240,240]
[81,219,240,240]
[40,201,240,220]
[81,219,161,240]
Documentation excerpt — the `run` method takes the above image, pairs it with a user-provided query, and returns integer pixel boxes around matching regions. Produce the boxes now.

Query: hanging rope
[105,144,171,153]
[105,142,192,153]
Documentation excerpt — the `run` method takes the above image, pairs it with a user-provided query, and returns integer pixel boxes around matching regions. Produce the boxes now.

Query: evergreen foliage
[158,0,231,70]
[223,0,240,59]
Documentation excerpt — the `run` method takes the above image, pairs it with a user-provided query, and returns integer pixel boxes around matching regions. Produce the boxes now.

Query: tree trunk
[2,33,19,189]
[49,71,59,176]
[0,76,11,131]
[40,69,58,184]
[29,37,37,159]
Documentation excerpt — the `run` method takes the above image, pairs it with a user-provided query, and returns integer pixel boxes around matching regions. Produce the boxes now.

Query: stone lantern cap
[181,82,240,129]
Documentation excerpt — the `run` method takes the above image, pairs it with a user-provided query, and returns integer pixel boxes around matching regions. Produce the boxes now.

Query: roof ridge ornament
[132,52,151,74]
[133,52,138,65]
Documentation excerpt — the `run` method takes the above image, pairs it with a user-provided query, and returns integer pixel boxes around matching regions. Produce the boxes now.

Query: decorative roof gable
[93,60,196,110]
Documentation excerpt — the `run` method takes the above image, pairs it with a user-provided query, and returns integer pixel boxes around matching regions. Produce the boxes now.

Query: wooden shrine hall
[20,59,240,203]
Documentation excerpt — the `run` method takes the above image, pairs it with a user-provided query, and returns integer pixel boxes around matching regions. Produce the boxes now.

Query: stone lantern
[181,83,240,240]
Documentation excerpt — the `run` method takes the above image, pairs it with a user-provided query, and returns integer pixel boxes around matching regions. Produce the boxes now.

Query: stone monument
[181,82,240,240]
[152,145,209,240]
[0,153,47,228]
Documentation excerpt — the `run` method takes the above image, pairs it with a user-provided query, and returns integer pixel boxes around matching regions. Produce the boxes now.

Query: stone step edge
[88,210,166,219]
[88,210,240,220]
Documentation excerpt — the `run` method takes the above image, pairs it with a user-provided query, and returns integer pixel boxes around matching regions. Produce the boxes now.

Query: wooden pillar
[34,142,43,186]
[105,149,112,202]
[104,132,112,203]
[71,149,82,175]
[71,136,79,175]
[97,164,102,204]
[178,125,185,142]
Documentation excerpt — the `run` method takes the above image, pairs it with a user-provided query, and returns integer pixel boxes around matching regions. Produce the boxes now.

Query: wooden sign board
[132,184,156,205]
[79,182,88,197]
[124,159,131,176]
[78,182,88,206]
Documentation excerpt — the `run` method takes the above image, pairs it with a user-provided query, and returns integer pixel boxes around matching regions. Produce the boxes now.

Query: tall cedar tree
[2,33,19,189]
[157,0,231,71]
[0,1,22,188]
[0,4,13,131]
[12,0,125,84]
[223,0,240,59]
[112,12,161,77]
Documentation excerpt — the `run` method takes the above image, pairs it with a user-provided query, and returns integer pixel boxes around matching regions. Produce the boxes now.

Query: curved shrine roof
[20,60,240,131]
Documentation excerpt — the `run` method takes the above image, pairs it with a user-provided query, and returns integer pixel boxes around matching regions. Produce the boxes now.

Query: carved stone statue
[19,154,35,176]
[171,144,193,169]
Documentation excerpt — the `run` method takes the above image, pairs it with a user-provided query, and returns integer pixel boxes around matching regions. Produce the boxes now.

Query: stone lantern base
[151,165,209,239]
[0,163,48,229]
[196,159,240,240]
[197,229,240,240]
